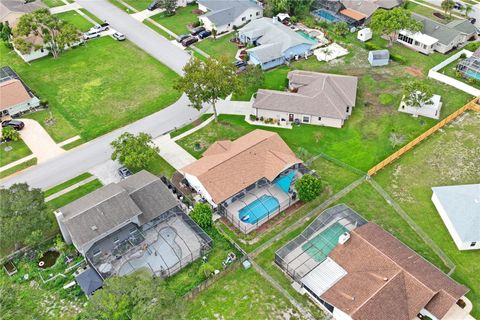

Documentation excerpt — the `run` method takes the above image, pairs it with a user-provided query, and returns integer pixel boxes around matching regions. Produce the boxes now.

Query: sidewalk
[153,135,196,170]
[49,2,82,14]
[131,8,164,22]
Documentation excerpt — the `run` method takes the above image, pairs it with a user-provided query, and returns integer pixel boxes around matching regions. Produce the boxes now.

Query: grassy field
[150,4,198,35]
[186,267,307,320]
[0,139,32,166]
[55,11,94,32]
[374,111,480,317]
[195,34,239,61]
[1,38,181,142]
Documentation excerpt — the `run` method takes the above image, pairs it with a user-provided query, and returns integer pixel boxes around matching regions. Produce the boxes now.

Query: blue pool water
[274,171,295,193]
[297,31,319,44]
[465,70,480,80]
[239,195,280,224]
[312,9,339,22]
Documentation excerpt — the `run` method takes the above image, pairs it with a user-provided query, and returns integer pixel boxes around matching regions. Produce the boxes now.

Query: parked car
[469,18,477,25]
[453,2,463,10]
[112,32,126,41]
[234,60,247,68]
[83,30,101,40]
[176,34,190,43]
[182,36,198,47]
[91,23,109,32]
[2,120,25,130]
[147,0,159,10]
[118,167,132,179]
[198,30,212,39]
[190,26,205,36]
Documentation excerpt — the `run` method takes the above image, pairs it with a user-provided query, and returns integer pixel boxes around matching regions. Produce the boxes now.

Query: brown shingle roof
[253,70,357,120]
[340,8,367,21]
[321,223,469,320]
[180,129,302,204]
[0,79,31,111]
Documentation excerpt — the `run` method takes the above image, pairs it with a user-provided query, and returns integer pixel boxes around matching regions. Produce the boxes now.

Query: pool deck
[225,184,292,234]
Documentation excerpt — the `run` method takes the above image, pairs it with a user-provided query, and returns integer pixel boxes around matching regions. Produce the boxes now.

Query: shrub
[390,53,407,64]
[464,41,480,52]
[379,93,394,106]
[197,263,215,279]
[364,42,381,51]
[295,174,322,202]
[190,203,213,229]
[249,114,257,121]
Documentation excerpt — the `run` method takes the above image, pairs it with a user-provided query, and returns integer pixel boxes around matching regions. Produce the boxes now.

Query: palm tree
[463,4,473,18]
[441,0,455,17]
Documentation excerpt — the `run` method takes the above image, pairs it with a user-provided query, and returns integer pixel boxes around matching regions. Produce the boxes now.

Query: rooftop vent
[338,232,350,245]
[91,225,98,231]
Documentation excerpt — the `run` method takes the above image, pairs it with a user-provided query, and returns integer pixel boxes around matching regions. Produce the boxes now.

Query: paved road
[77,0,190,75]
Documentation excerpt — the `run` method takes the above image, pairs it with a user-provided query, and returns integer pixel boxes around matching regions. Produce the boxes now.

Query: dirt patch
[404,67,423,77]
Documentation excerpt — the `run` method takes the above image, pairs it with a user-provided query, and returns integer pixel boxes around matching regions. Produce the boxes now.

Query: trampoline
[302,223,348,262]
[238,195,280,224]
[274,171,295,193]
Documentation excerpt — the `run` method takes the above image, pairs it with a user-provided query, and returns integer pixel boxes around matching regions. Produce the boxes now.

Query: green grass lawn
[195,35,239,60]
[440,58,480,90]
[150,4,198,35]
[23,110,78,143]
[47,179,103,209]
[144,153,176,179]
[121,0,154,11]
[0,158,37,179]
[1,38,181,141]
[170,113,212,138]
[42,0,66,8]
[186,267,308,319]
[79,9,103,24]
[55,11,94,32]
[406,2,453,24]
[0,139,32,167]
[374,111,480,317]
[232,66,290,101]
[43,172,93,197]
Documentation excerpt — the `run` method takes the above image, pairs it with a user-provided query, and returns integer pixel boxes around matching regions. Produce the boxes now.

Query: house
[368,49,389,66]
[397,13,477,55]
[0,66,40,117]
[197,0,263,34]
[456,48,480,81]
[180,130,304,234]
[238,17,316,70]
[398,93,442,119]
[0,0,45,25]
[311,0,402,26]
[252,70,358,128]
[431,184,480,251]
[55,170,212,288]
[276,204,472,320]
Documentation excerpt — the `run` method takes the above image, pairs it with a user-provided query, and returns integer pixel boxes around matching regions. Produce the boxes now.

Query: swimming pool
[239,195,280,224]
[302,223,348,262]
[312,9,339,23]
[297,31,319,44]
[465,70,480,80]
[274,171,296,193]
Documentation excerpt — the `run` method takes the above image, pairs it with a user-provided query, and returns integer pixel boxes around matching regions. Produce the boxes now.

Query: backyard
[150,4,199,35]
[374,111,480,317]
[0,36,181,142]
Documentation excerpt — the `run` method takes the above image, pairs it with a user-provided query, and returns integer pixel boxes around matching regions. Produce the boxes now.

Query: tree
[175,57,239,122]
[370,8,422,46]
[2,126,20,150]
[189,202,213,229]
[80,271,186,320]
[157,0,177,16]
[332,21,349,37]
[441,0,455,17]
[264,0,313,17]
[402,80,434,109]
[111,132,159,172]
[239,65,264,94]
[13,9,79,58]
[0,21,12,42]
[0,183,52,252]
[295,174,322,202]
[463,4,473,18]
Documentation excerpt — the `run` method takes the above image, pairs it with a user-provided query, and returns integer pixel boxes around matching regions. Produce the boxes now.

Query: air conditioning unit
[338,232,350,245]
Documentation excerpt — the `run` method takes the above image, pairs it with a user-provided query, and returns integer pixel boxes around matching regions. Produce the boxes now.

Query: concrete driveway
[19,119,65,163]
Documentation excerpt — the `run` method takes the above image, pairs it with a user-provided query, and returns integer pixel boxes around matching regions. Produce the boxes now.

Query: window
[242,17,246,21]
[250,14,252,17]
[129,227,137,234]
[302,116,310,123]
[256,11,260,16]
[346,107,350,113]
[113,237,120,244]
[93,249,101,256]
[471,242,477,247]
[318,117,322,121]
[398,33,413,45]
[414,41,419,46]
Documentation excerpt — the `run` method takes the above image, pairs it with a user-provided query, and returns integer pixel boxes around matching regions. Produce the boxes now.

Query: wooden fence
[368,97,480,176]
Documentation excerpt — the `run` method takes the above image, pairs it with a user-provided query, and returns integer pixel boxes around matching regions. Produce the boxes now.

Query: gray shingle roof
[253,70,357,119]
[412,13,475,45]
[432,184,480,243]
[446,19,477,35]
[59,171,179,250]
[199,0,261,27]
[75,267,103,297]
[240,17,313,63]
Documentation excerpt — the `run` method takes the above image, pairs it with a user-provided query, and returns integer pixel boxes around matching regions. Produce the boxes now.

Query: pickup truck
[90,23,109,33]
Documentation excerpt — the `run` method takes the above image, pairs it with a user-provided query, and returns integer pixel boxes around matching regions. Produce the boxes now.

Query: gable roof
[240,17,313,63]
[0,79,32,110]
[432,184,480,243]
[180,129,302,204]
[253,70,357,119]
[59,171,179,250]
[412,13,475,45]
[199,0,261,27]
[320,223,469,320]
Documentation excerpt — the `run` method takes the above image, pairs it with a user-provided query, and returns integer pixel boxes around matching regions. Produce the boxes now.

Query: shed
[368,49,389,66]
[75,267,103,298]
[357,28,372,42]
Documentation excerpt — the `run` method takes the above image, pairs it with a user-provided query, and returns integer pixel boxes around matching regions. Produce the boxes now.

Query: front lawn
[195,34,239,60]
[374,111,480,317]
[55,11,94,32]
[186,267,308,319]
[42,0,66,8]
[144,153,176,179]
[1,38,181,141]
[121,0,153,11]
[23,109,78,143]
[0,139,32,167]
[150,4,199,35]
